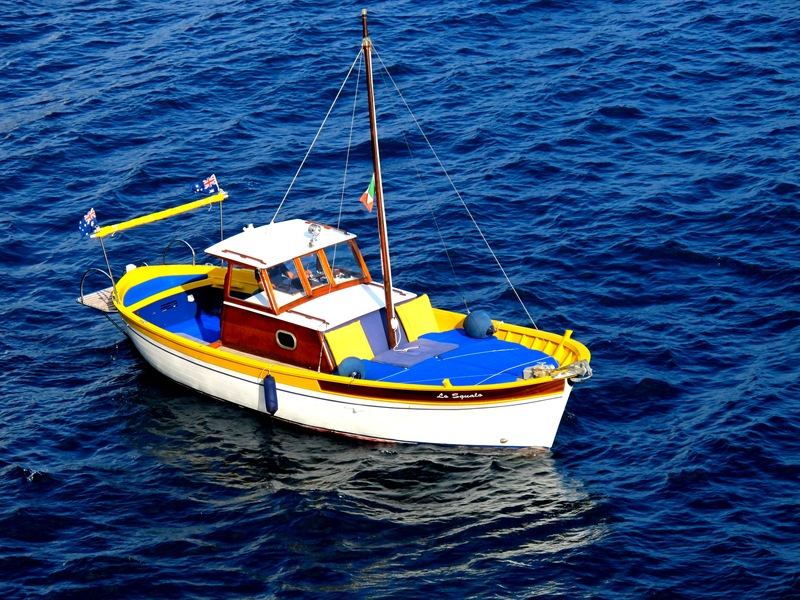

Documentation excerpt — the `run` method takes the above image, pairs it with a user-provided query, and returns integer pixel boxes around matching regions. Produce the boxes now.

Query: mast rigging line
[337,52,364,231]
[325,51,365,297]
[271,50,365,224]
[372,47,538,330]
[371,60,470,315]
[269,38,538,330]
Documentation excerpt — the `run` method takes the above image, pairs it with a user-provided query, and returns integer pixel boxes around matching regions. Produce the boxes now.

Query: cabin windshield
[299,252,330,291]
[323,241,366,283]
[267,259,308,307]
[226,240,369,313]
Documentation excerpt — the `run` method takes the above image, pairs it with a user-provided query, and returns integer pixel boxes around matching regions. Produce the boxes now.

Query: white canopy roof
[205,219,357,268]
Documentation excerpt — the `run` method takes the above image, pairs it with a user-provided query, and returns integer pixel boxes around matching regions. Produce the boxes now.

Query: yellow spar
[91,192,227,239]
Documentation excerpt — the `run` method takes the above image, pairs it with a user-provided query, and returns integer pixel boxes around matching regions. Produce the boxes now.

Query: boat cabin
[205,219,414,372]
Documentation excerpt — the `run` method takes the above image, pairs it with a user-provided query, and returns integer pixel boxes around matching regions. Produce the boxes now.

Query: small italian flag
[360,174,375,212]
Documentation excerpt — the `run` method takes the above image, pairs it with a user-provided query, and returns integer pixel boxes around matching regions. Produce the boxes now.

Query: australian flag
[192,174,219,195]
[79,208,98,237]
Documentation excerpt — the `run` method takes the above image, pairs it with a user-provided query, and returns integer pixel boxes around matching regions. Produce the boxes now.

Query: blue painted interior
[124,274,209,306]
[135,286,222,343]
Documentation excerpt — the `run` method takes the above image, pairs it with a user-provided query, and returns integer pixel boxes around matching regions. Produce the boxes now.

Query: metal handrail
[79,267,114,304]
[162,238,196,266]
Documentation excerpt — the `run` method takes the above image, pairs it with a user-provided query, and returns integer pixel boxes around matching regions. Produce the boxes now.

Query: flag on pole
[78,208,98,237]
[360,174,375,212]
[192,174,219,195]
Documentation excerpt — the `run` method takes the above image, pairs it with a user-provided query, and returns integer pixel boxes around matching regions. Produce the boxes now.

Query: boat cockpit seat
[395,294,440,342]
[324,320,376,367]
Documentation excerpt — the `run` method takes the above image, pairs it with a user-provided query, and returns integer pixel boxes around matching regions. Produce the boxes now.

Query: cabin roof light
[308,223,322,247]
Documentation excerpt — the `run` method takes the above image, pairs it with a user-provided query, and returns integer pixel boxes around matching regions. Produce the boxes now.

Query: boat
[77,10,592,449]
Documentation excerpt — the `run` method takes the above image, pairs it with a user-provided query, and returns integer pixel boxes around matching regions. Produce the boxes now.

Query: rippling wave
[1,0,798,598]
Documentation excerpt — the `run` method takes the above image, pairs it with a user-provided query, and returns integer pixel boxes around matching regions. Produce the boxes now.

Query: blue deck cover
[364,329,558,386]
[169,311,221,343]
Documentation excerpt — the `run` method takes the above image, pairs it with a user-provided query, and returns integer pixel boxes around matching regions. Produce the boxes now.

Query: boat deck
[164,308,557,387]
[126,277,560,387]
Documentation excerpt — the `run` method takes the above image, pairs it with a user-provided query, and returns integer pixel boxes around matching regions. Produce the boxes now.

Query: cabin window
[228,265,262,300]
[299,251,331,291]
[225,265,274,309]
[323,241,366,283]
[276,330,297,350]
[267,260,304,292]
[267,259,308,308]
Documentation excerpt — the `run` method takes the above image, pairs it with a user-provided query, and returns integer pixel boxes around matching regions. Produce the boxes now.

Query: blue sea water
[1,0,799,597]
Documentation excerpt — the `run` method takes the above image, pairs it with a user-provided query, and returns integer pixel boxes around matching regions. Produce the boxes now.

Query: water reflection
[128,383,609,595]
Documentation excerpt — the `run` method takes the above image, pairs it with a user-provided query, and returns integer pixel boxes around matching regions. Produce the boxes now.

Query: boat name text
[437,392,484,400]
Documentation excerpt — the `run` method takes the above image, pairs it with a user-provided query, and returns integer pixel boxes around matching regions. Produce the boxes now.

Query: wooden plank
[77,287,117,313]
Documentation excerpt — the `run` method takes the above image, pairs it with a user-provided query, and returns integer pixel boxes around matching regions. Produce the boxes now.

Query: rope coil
[523,360,593,383]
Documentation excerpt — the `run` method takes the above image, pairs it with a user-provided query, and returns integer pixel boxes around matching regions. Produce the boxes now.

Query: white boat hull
[127,323,573,448]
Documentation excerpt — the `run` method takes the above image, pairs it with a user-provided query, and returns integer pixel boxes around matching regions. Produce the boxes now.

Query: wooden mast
[362,9,398,348]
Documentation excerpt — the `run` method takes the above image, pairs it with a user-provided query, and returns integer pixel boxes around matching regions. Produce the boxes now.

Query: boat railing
[162,238,196,266]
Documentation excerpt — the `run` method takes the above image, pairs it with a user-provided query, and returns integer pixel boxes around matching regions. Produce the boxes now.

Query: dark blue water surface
[2,0,799,598]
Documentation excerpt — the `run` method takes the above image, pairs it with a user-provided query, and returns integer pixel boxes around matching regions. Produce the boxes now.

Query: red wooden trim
[317,377,567,403]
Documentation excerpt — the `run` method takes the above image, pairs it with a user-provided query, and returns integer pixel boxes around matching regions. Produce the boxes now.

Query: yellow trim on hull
[118,315,575,408]
[112,264,590,407]
[432,307,590,367]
